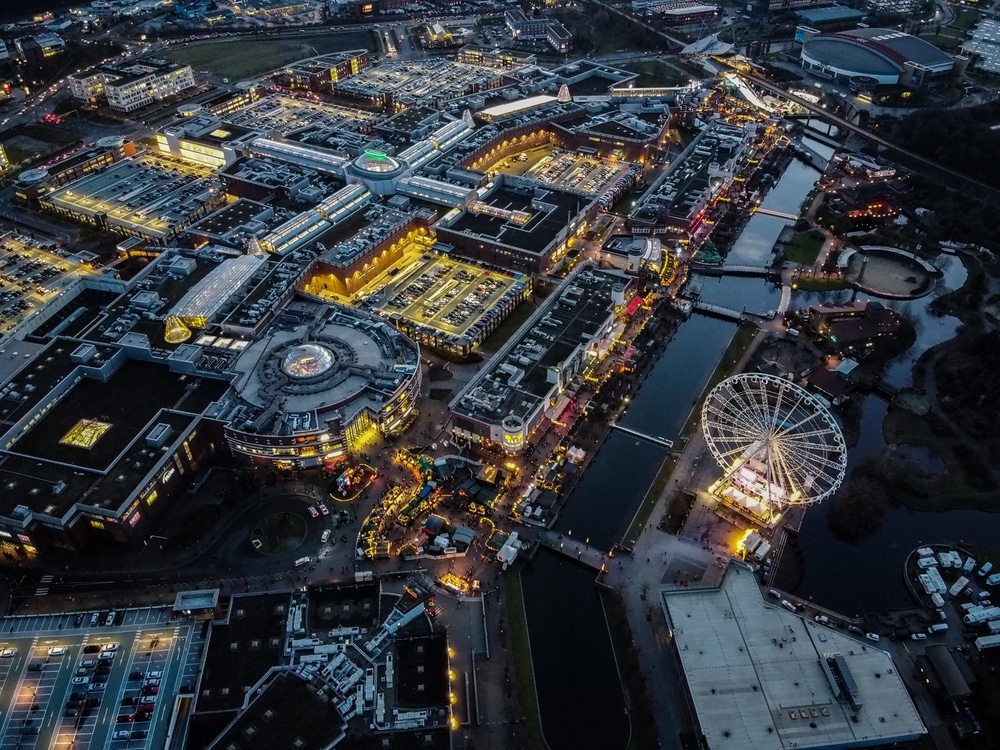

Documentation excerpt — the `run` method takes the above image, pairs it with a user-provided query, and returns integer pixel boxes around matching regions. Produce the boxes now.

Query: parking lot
[0,607,199,750]
[372,254,525,338]
[0,231,94,334]
[524,149,630,195]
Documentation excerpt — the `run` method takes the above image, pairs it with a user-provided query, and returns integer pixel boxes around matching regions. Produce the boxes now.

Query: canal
[519,132,999,745]
[521,135,827,750]
[520,548,631,750]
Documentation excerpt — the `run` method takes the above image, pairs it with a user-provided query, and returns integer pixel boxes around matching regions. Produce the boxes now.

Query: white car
[48,647,66,656]
[319,504,330,516]
[307,506,320,518]
[0,648,15,658]
[865,632,880,642]
[71,676,89,685]
[101,642,120,651]
[114,730,131,740]
[911,633,928,641]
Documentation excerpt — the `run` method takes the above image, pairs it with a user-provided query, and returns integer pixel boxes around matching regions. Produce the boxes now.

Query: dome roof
[281,343,335,379]
[352,150,402,174]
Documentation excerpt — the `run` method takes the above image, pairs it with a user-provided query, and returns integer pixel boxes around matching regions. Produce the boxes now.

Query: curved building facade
[801,28,954,86]
[221,306,421,468]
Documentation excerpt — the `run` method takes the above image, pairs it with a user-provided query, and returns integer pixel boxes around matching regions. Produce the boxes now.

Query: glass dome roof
[282,344,335,379]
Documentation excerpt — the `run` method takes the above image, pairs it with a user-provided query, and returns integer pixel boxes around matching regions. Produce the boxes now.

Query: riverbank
[504,559,546,750]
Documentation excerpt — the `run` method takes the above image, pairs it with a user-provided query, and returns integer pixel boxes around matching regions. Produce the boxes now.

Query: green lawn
[504,563,547,750]
[622,454,675,548]
[165,32,375,78]
[784,229,825,266]
[481,299,538,352]
[952,7,981,30]
[918,32,963,51]
[601,591,658,750]
[622,60,689,88]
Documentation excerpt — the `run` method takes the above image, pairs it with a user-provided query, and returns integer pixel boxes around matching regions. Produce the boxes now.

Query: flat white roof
[478,94,558,119]
[662,564,925,749]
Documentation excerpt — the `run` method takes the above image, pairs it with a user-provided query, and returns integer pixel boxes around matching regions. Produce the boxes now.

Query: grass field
[481,299,538,352]
[504,563,547,750]
[784,229,825,265]
[952,6,981,30]
[622,60,690,88]
[166,32,375,78]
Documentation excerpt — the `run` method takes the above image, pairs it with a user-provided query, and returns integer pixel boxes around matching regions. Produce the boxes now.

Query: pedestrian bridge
[536,530,610,572]
[693,301,773,322]
[753,207,799,221]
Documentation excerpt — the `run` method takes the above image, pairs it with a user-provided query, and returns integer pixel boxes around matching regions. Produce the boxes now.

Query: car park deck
[0,607,200,750]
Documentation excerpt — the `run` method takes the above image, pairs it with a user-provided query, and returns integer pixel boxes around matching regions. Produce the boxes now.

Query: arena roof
[662,564,925,749]
[803,28,953,78]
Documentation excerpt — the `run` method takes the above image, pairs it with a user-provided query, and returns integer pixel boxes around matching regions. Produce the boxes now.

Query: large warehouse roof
[661,564,925,749]
[802,28,953,78]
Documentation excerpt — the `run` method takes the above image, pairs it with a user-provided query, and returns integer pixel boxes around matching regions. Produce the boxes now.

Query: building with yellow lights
[0,343,228,556]
[68,58,195,112]
[450,264,631,451]
[278,51,370,93]
[217,303,421,469]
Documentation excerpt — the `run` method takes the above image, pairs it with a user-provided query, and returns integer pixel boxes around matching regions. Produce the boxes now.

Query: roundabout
[250,512,308,555]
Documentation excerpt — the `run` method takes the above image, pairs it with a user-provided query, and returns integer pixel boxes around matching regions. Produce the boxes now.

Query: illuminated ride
[700,373,847,525]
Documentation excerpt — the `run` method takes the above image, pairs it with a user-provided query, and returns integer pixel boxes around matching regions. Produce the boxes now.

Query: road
[736,70,1000,198]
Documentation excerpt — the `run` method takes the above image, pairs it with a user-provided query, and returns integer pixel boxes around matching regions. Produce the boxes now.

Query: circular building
[223,307,421,468]
[348,150,409,195]
[801,28,954,86]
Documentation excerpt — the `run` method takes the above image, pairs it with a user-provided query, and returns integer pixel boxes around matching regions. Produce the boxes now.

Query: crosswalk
[33,574,54,597]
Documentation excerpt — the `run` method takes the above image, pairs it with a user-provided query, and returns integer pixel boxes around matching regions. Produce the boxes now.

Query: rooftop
[662,564,925,749]
[444,181,588,256]
[197,592,292,714]
[451,266,627,425]
[206,668,346,750]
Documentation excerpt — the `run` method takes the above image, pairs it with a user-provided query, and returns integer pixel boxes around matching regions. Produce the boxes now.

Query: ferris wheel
[701,373,847,512]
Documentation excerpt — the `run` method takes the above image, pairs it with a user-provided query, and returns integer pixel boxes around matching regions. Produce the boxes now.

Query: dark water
[553,430,667,551]
[788,397,1000,614]
[695,274,782,315]
[521,548,630,750]
[725,159,821,268]
[619,315,738,443]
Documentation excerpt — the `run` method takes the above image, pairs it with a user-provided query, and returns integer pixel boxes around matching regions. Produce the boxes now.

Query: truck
[928,623,949,634]
[931,593,945,608]
[987,572,1000,586]
[987,620,1000,635]
[949,576,970,598]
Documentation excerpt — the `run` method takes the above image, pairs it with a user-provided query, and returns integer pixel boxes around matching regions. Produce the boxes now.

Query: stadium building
[800,28,958,87]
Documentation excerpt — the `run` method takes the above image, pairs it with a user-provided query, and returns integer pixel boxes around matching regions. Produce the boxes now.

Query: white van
[295,557,311,568]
